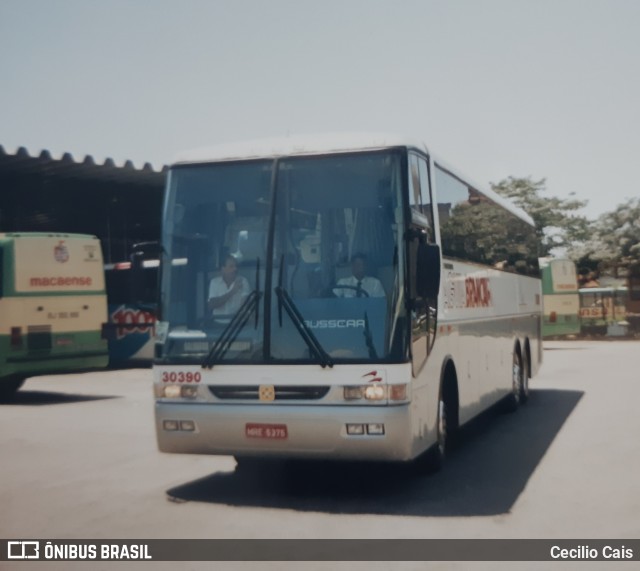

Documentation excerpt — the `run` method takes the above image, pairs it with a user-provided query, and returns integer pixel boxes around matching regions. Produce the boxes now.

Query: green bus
[0,233,109,397]
[540,258,580,337]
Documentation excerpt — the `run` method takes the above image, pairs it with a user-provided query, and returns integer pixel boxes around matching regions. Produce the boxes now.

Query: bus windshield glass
[160,149,405,364]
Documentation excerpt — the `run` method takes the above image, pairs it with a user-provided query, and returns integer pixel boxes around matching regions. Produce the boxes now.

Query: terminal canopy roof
[0,144,166,263]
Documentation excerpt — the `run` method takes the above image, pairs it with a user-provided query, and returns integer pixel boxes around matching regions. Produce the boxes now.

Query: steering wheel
[331,284,370,297]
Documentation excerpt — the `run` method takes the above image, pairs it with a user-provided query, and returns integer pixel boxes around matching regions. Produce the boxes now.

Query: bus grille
[27,325,52,352]
[208,385,330,401]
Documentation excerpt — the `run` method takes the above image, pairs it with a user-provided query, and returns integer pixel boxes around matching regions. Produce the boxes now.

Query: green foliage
[487,176,639,277]
[439,200,539,274]
[589,198,640,274]
[490,176,590,256]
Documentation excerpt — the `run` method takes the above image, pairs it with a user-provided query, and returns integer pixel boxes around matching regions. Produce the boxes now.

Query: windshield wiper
[274,285,333,368]
[363,311,378,360]
[202,259,262,369]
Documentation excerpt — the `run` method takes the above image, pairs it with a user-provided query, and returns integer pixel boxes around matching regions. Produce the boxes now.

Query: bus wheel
[520,349,530,404]
[505,350,523,412]
[0,376,25,400]
[433,396,448,468]
[414,395,448,475]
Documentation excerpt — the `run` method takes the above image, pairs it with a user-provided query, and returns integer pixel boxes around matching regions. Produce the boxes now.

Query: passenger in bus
[208,254,251,321]
[333,253,385,298]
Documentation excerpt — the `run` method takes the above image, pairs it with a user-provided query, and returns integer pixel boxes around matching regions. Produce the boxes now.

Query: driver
[208,254,251,321]
[334,253,385,298]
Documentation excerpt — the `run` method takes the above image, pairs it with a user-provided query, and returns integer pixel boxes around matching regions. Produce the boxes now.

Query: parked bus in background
[579,286,629,336]
[627,274,640,333]
[103,258,158,366]
[0,232,108,397]
[539,258,580,337]
[153,134,542,471]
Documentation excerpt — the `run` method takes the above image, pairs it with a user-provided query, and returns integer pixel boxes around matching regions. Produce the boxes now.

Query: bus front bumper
[155,401,415,462]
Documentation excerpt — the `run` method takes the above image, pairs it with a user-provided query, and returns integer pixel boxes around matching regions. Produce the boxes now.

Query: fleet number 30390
[161,371,202,383]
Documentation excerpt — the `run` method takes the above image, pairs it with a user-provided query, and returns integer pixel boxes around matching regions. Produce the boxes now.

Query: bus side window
[408,153,434,241]
[417,156,435,243]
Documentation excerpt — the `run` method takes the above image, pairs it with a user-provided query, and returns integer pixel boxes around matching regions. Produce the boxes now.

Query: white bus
[0,232,109,397]
[154,134,542,470]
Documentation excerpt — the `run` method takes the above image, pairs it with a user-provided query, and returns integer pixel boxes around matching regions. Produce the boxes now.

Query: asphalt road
[2,340,639,571]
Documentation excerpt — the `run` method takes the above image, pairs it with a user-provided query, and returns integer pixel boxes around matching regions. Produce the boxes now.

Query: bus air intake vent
[208,385,330,401]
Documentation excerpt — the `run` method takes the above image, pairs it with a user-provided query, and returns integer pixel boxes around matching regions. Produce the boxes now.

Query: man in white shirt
[208,254,251,321]
[334,254,385,298]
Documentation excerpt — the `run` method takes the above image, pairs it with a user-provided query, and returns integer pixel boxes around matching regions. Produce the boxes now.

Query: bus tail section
[0,232,109,397]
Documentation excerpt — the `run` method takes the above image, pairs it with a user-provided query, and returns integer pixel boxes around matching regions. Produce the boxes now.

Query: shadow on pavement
[166,389,583,517]
[0,390,120,406]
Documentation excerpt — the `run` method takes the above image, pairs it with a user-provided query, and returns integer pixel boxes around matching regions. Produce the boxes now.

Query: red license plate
[245,423,288,440]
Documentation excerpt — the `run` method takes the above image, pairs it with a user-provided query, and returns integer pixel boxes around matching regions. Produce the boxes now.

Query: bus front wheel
[414,394,449,475]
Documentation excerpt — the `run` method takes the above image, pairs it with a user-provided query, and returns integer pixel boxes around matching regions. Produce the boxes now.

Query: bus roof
[172,133,428,165]
[538,257,576,269]
[172,132,534,227]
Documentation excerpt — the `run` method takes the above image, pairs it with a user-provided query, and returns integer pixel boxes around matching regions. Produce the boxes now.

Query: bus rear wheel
[504,350,523,412]
[520,349,530,404]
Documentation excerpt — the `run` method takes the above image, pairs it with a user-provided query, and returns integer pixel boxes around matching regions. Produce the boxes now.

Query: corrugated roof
[0,144,167,186]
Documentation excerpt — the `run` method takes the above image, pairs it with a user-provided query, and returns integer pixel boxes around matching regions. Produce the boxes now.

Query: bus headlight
[389,384,408,401]
[345,423,386,436]
[344,385,402,402]
[346,423,365,435]
[364,385,386,401]
[180,386,198,399]
[155,385,199,399]
[344,386,364,400]
[367,423,385,435]
[163,385,182,399]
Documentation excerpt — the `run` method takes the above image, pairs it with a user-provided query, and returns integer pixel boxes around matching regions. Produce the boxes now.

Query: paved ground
[1,340,639,570]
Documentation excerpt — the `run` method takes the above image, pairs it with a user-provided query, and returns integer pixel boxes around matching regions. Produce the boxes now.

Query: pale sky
[1,0,639,220]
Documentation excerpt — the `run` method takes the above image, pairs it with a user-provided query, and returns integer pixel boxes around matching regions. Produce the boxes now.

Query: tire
[520,349,530,404]
[504,349,523,413]
[414,395,448,475]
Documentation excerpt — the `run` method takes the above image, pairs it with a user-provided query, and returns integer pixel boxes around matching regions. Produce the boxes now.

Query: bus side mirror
[417,242,441,299]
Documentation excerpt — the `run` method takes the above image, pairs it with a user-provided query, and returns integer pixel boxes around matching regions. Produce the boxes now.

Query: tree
[490,176,590,257]
[439,199,539,274]
[576,198,640,276]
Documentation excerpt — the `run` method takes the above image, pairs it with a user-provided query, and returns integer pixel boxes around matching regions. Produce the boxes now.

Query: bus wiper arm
[203,259,262,369]
[363,311,378,360]
[202,290,262,370]
[274,286,334,369]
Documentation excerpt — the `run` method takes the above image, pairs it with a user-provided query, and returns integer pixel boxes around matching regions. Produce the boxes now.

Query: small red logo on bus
[111,306,156,339]
[54,241,69,263]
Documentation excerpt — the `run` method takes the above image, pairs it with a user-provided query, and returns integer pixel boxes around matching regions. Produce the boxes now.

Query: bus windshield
[160,149,406,364]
